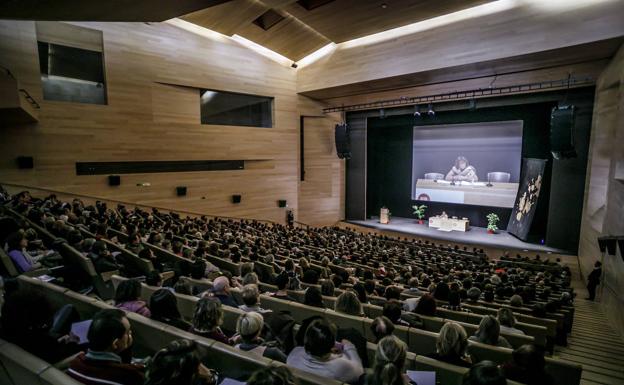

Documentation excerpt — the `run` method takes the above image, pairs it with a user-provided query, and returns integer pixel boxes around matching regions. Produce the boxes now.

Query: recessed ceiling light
[380,3,388,9]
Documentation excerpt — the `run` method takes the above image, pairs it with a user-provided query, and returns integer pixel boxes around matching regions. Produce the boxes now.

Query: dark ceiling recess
[296,0,336,11]
[252,9,285,31]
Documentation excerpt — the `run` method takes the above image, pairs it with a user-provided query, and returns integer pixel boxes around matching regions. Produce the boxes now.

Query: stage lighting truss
[322,76,595,113]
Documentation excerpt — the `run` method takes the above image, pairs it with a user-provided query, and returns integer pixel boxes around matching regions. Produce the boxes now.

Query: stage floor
[345,217,566,254]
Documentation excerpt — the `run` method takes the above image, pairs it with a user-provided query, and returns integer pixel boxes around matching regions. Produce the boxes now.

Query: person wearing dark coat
[586,261,602,301]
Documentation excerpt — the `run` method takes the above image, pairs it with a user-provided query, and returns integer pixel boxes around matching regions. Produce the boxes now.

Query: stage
[345,216,566,254]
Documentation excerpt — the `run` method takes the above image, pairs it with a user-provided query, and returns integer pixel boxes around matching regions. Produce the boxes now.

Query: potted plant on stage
[412,204,427,225]
[486,213,499,234]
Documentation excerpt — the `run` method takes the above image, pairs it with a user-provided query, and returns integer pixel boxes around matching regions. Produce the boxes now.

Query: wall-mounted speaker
[335,123,351,159]
[550,105,577,159]
[232,194,242,204]
[16,156,34,169]
[108,175,121,186]
[176,186,187,196]
[278,199,287,208]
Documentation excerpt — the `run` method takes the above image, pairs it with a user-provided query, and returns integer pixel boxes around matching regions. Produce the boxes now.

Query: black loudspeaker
[550,105,577,159]
[176,186,187,196]
[335,123,351,159]
[16,156,34,169]
[232,194,242,204]
[278,199,287,208]
[108,175,121,186]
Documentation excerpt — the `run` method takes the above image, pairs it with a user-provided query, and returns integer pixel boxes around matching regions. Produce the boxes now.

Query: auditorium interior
[1,1,624,384]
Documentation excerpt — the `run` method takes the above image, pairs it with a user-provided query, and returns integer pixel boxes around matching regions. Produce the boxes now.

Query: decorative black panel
[76,160,244,175]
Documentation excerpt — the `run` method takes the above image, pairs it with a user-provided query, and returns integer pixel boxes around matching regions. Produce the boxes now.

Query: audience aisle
[554,269,624,385]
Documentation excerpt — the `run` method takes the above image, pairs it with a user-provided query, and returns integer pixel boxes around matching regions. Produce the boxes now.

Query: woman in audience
[334,291,364,317]
[247,366,293,385]
[6,231,42,273]
[366,335,409,385]
[304,286,325,308]
[149,289,191,330]
[191,297,230,344]
[353,282,369,304]
[501,344,554,385]
[497,307,525,335]
[234,312,287,362]
[287,317,364,384]
[468,315,512,348]
[427,322,471,368]
[144,339,217,385]
[463,360,507,385]
[414,293,437,317]
[114,279,151,317]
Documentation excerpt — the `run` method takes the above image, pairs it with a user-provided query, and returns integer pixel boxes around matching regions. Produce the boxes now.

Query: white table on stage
[429,215,469,232]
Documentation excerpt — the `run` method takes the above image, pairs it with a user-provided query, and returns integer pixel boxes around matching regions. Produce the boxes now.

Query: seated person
[370,316,395,343]
[211,276,239,307]
[442,290,471,313]
[303,287,325,308]
[501,344,554,385]
[463,360,507,385]
[144,339,217,385]
[234,312,287,362]
[190,297,231,344]
[89,241,122,273]
[1,287,81,363]
[468,315,512,348]
[287,318,364,384]
[334,291,364,317]
[497,308,525,335]
[247,366,293,385]
[114,279,151,317]
[149,289,192,330]
[6,231,43,273]
[445,156,478,182]
[271,273,296,301]
[414,293,437,317]
[68,309,144,385]
[427,322,471,368]
[366,335,410,385]
[239,284,271,314]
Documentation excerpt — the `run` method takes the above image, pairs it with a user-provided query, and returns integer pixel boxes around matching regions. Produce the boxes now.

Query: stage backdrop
[507,158,547,241]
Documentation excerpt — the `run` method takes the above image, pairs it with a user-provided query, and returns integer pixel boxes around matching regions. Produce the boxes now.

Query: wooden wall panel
[297,96,344,226]
[297,1,624,95]
[0,20,300,223]
[578,43,624,335]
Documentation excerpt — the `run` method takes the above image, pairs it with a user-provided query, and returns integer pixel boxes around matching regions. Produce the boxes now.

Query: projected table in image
[414,179,518,208]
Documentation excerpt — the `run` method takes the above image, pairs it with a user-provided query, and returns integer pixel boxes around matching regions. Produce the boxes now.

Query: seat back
[0,247,18,277]
[0,339,83,385]
[424,172,445,180]
[467,341,582,385]
[487,172,511,183]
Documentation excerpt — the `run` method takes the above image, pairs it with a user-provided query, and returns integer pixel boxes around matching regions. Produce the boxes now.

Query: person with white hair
[427,322,471,368]
[234,312,287,362]
[211,276,239,307]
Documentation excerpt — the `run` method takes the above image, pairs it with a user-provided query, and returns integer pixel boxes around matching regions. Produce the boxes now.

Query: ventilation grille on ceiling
[253,9,285,31]
[296,0,336,11]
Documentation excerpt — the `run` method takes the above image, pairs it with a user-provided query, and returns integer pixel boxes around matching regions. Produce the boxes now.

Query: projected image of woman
[445,156,478,182]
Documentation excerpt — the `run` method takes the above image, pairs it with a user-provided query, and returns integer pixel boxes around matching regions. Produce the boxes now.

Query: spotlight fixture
[379,108,386,119]
[427,103,435,116]
[413,105,421,117]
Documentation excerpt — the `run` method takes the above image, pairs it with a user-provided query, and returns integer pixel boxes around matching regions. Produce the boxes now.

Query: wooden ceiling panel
[0,0,233,21]
[237,14,330,61]
[181,0,268,36]
[284,0,495,43]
